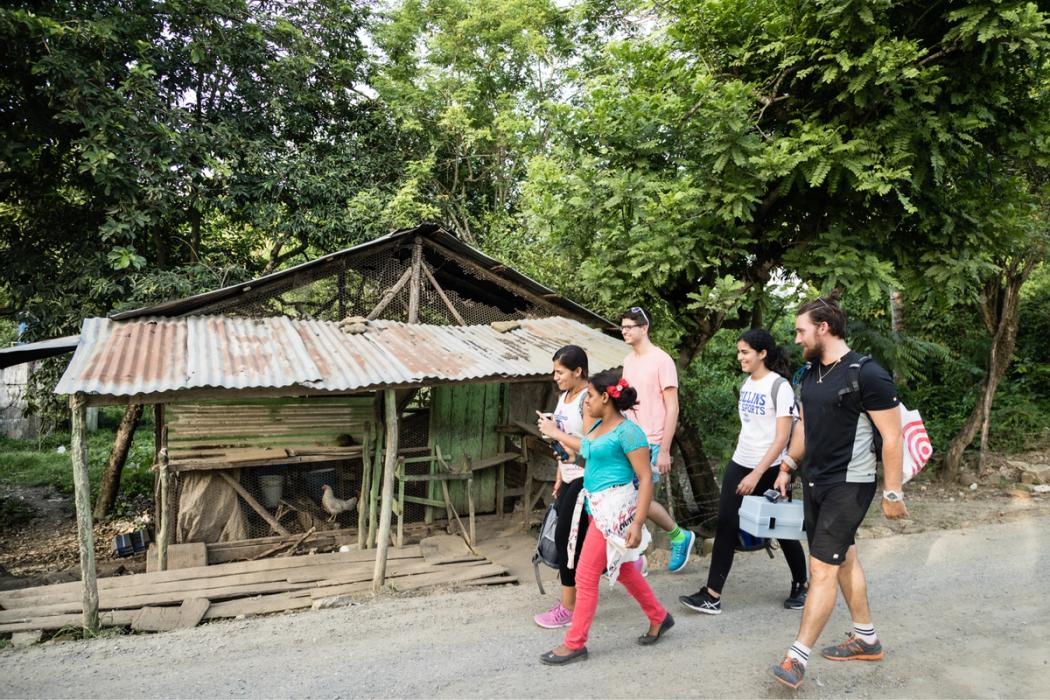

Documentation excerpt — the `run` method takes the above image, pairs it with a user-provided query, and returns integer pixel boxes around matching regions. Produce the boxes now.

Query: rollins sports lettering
[739,390,767,419]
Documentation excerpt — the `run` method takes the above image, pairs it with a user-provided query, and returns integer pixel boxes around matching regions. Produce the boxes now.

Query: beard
[801,340,823,362]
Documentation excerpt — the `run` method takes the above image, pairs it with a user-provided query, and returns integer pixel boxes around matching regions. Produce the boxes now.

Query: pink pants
[564,519,668,650]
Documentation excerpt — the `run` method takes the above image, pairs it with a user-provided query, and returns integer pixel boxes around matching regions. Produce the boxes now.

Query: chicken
[320,484,358,522]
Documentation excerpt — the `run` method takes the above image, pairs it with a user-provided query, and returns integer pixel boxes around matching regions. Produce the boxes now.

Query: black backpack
[531,503,559,594]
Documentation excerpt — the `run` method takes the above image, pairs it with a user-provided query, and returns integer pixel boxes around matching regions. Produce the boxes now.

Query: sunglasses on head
[625,306,650,326]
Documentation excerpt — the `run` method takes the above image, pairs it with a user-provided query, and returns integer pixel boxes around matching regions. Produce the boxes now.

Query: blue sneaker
[667,529,696,573]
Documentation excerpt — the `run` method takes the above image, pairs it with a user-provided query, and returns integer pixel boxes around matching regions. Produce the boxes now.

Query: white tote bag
[900,404,932,483]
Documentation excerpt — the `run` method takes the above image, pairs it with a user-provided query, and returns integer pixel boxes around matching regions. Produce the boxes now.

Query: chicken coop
[52,224,627,582]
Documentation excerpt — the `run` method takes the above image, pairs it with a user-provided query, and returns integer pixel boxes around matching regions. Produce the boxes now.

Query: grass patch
[0,407,156,514]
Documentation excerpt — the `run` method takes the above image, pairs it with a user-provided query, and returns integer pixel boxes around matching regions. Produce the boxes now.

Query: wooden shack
[48,224,627,631]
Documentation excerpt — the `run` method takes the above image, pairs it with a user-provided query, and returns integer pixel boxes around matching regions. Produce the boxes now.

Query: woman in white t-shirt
[533,345,591,629]
[679,329,809,616]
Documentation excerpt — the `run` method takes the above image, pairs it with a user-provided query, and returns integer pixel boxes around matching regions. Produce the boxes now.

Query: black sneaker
[783,581,807,610]
[679,589,721,615]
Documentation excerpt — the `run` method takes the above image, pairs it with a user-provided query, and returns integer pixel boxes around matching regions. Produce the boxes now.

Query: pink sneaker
[534,602,573,629]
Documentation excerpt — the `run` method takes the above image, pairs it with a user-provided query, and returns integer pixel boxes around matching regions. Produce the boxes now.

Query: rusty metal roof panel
[56,315,627,399]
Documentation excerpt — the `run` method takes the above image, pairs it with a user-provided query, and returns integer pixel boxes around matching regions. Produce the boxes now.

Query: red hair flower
[606,378,629,399]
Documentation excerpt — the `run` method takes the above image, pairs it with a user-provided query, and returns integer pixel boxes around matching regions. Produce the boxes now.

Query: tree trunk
[92,404,143,520]
[675,416,720,530]
[944,259,1035,478]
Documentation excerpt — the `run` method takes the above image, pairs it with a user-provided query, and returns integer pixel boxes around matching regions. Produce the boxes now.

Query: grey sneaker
[783,581,807,610]
[771,656,805,689]
[821,633,884,661]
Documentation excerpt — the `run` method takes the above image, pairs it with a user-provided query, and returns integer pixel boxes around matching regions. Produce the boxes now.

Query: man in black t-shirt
[769,297,908,690]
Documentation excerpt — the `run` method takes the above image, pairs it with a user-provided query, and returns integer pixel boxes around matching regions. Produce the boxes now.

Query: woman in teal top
[580,416,650,500]
[537,371,673,665]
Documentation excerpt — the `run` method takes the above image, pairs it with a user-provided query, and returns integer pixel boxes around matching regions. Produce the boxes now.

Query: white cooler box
[738,496,805,541]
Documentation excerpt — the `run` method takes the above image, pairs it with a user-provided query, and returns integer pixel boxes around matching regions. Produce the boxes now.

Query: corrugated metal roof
[55,316,627,401]
[0,335,80,369]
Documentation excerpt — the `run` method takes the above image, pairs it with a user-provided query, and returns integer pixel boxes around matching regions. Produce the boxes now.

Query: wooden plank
[0,555,428,621]
[0,610,136,635]
[208,529,357,564]
[131,597,210,632]
[203,592,313,619]
[317,562,509,598]
[0,549,422,608]
[420,535,478,564]
[147,542,207,572]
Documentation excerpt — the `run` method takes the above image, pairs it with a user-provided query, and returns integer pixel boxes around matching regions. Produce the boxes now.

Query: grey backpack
[531,503,559,594]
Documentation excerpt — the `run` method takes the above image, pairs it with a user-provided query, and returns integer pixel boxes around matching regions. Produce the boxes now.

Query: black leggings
[706,460,808,595]
[554,477,589,588]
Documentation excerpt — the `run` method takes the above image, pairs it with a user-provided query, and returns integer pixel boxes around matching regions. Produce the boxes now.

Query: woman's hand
[736,470,761,495]
[624,520,643,549]
[552,476,562,498]
[536,411,558,440]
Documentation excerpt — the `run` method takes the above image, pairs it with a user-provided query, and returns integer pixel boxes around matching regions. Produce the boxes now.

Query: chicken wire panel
[169,459,364,545]
[204,252,545,325]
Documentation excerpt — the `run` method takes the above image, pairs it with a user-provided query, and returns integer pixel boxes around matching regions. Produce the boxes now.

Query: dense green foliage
[1,0,1048,472]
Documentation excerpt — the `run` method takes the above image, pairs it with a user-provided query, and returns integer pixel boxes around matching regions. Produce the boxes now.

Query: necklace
[817,359,842,383]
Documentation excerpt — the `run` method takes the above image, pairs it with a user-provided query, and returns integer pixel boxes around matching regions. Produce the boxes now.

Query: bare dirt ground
[1,497,1049,697]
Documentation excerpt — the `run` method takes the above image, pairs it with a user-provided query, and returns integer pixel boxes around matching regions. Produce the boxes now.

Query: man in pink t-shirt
[621,306,696,573]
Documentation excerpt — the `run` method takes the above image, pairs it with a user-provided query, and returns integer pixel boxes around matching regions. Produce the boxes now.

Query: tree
[372,0,579,243]
[0,0,405,346]
[522,0,1050,504]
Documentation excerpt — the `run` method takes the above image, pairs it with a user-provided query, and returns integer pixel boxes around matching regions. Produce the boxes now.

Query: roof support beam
[421,262,466,325]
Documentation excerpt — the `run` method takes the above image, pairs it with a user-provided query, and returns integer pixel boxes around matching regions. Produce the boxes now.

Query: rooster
[320,484,358,522]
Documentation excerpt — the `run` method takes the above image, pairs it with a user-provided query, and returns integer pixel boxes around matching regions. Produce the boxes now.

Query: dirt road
[1,515,1048,699]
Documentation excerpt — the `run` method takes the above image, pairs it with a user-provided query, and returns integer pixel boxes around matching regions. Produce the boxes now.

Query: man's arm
[775,408,805,497]
[656,386,679,474]
[868,406,908,519]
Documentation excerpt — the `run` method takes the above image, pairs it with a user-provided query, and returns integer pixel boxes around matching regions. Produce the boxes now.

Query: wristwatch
[780,455,798,472]
[882,490,904,503]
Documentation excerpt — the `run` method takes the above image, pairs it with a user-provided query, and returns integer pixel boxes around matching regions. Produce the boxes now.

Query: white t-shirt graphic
[731,373,794,469]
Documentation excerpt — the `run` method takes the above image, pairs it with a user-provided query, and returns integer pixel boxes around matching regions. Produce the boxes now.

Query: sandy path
[1,515,1048,699]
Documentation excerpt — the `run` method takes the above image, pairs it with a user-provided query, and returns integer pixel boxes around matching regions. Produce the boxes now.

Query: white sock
[852,621,877,644]
[787,640,811,668]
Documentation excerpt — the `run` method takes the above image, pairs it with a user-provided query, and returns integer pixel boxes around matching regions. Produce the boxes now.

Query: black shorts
[802,481,876,566]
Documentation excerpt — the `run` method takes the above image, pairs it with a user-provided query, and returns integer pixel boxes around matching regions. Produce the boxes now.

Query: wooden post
[70,393,99,632]
[407,237,423,323]
[367,422,384,548]
[357,422,372,548]
[156,447,171,571]
[373,389,399,591]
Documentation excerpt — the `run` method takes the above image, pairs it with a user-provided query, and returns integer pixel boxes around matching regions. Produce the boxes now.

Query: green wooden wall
[428,383,504,513]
